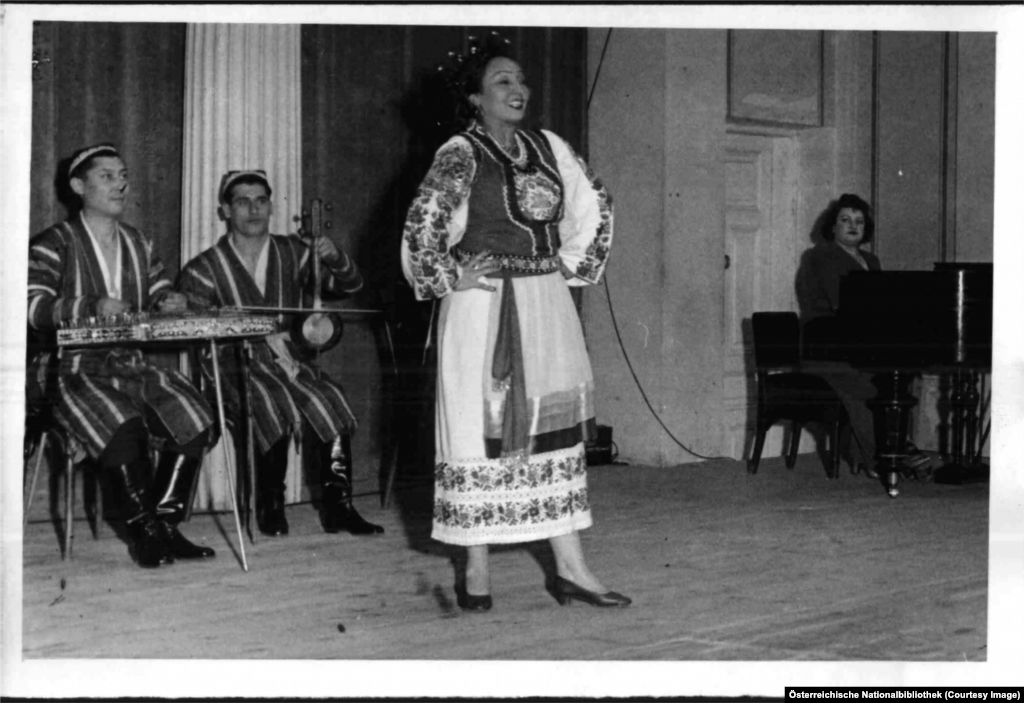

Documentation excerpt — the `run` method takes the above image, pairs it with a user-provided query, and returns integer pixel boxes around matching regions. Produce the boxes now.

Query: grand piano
[835,262,993,497]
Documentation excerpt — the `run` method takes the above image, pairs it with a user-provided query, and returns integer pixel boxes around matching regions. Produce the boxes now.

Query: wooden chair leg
[749,422,769,474]
[830,419,843,480]
[382,442,399,509]
[82,462,101,539]
[785,422,802,469]
[24,431,48,527]
[380,320,400,510]
[63,452,74,560]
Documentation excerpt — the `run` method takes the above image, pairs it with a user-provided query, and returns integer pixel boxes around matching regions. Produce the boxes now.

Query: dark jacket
[797,242,881,320]
[796,242,881,359]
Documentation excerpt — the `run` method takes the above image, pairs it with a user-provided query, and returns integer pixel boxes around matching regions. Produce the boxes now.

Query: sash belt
[455,247,562,458]
[491,270,530,457]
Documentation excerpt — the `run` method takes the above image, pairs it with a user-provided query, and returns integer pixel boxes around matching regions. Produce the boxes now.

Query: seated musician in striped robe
[27,143,217,568]
[177,170,383,537]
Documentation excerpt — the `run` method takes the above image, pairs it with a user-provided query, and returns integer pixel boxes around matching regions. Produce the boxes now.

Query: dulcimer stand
[58,311,278,572]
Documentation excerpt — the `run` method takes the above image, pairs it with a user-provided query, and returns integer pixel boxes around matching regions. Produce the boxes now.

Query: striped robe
[177,234,361,453]
[27,215,214,459]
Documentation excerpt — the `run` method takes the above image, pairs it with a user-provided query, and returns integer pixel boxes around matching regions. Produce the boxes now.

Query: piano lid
[836,263,992,370]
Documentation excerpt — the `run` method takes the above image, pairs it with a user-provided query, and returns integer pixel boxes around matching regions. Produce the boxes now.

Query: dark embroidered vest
[454,126,565,276]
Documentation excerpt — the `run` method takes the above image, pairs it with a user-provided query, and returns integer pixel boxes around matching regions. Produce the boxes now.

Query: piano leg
[866,369,918,498]
[934,368,990,485]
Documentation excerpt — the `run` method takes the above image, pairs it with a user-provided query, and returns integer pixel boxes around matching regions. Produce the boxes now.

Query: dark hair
[219,172,273,205]
[822,193,875,244]
[447,33,518,129]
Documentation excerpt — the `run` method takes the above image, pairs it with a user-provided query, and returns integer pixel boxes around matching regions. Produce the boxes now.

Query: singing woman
[401,35,630,610]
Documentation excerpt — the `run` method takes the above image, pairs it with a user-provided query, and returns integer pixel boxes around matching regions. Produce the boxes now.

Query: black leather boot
[110,460,173,568]
[319,436,384,536]
[256,438,290,536]
[153,452,215,559]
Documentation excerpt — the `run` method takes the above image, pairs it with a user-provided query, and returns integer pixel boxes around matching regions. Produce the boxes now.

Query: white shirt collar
[229,234,271,295]
[80,214,122,300]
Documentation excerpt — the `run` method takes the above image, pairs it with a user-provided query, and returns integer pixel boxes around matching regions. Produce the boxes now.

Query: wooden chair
[24,410,101,560]
[24,336,103,559]
[749,312,847,478]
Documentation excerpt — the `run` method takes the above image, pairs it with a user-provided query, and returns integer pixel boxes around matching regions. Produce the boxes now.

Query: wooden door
[721,133,799,460]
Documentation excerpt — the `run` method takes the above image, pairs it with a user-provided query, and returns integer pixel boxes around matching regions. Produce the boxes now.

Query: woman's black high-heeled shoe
[553,576,632,607]
[455,586,493,611]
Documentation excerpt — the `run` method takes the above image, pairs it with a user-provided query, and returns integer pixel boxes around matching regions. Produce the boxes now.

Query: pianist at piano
[795,193,882,478]
[26,143,218,569]
[176,169,384,538]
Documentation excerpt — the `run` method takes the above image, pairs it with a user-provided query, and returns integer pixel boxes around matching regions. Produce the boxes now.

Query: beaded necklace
[489,131,527,168]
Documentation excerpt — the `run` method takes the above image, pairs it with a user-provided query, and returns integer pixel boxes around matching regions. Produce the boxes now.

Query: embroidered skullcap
[68,143,121,179]
[219,169,271,202]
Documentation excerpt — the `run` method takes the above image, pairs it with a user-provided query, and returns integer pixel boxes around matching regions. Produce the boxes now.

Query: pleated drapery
[29,22,187,281]
[181,23,302,255]
[181,23,306,511]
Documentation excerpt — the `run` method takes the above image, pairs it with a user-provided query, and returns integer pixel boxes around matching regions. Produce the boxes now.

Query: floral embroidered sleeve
[401,137,476,300]
[543,130,614,286]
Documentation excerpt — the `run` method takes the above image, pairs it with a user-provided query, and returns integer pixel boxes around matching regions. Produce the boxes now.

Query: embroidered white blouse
[400,129,614,301]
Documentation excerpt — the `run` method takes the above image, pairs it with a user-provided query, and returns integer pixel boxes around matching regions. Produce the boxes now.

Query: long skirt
[433,271,595,546]
[803,359,878,470]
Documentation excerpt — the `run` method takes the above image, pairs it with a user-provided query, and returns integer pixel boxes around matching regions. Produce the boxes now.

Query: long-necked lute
[291,199,344,352]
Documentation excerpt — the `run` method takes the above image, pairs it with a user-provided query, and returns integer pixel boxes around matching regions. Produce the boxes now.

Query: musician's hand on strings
[455,251,499,293]
[97,297,130,317]
[157,292,188,313]
[314,235,342,263]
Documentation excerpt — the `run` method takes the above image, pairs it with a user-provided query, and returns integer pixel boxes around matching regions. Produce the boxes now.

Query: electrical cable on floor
[600,274,725,462]
[587,27,726,462]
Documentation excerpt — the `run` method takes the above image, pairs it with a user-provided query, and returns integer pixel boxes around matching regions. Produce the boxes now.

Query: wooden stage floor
[10,452,1004,695]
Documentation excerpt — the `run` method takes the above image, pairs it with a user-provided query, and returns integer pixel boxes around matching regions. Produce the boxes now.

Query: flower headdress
[435,30,514,96]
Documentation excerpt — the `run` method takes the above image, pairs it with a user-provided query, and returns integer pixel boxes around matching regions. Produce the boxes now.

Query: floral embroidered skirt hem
[432,443,593,546]
[432,271,596,546]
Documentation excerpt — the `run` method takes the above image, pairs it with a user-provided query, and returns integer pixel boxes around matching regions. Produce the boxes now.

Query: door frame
[721,131,800,460]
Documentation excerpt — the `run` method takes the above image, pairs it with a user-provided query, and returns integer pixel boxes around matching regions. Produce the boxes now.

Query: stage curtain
[181,23,306,511]
[29,21,186,282]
